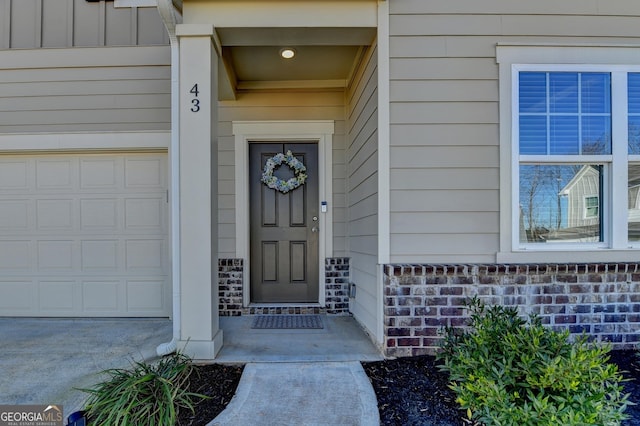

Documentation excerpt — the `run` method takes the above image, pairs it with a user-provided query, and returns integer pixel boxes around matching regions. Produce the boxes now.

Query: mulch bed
[363,350,640,426]
[176,363,244,426]
[178,350,640,426]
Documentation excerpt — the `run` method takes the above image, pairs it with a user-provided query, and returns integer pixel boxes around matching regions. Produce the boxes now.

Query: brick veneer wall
[383,263,640,358]
[218,257,350,316]
[219,258,243,316]
[325,257,350,315]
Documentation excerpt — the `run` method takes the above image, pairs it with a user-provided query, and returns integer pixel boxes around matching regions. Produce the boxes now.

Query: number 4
[190,84,199,97]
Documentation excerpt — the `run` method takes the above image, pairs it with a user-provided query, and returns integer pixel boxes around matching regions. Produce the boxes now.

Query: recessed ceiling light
[280,48,296,59]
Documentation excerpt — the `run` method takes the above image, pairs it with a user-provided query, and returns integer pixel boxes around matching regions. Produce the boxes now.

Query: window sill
[496,249,640,264]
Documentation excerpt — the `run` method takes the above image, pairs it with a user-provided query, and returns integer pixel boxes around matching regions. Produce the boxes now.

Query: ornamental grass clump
[81,352,207,426]
[437,298,630,426]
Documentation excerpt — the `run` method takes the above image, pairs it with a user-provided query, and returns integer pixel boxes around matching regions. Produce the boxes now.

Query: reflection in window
[519,165,603,244]
[629,164,640,241]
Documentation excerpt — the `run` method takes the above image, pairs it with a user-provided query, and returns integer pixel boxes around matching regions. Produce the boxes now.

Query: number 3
[191,98,200,112]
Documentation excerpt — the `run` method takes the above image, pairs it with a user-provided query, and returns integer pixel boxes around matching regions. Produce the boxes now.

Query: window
[584,196,599,219]
[512,65,640,251]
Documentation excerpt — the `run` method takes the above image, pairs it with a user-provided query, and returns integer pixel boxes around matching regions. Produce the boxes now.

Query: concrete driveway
[0,317,172,419]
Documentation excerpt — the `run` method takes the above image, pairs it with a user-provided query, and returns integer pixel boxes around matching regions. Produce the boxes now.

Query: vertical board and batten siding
[217,91,347,258]
[387,0,640,264]
[0,0,169,49]
[346,43,378,336]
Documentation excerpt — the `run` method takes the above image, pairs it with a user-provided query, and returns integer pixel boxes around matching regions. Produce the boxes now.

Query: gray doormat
[251,315,324,329]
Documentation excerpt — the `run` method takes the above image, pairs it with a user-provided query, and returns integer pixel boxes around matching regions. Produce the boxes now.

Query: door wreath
[261,150,307,193]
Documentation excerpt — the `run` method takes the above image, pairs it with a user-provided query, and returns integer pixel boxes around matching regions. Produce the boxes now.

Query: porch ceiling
[215,27,376,97]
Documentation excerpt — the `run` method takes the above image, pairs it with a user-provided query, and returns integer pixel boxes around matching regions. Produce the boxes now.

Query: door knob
[311,226,319,233]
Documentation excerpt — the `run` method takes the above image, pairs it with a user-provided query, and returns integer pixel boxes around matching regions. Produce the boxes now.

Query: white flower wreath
[261,150,307,193]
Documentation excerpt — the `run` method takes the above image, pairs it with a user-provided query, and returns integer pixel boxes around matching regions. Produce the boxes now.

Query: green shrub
[81,352,207,426]
[437,298,630,426]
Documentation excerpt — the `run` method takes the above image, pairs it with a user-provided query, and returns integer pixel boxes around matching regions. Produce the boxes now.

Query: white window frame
[497,44,640,263]
[584,195,600,219]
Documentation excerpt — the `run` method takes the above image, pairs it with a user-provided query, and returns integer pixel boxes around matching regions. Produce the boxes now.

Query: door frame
[233,121,334,307]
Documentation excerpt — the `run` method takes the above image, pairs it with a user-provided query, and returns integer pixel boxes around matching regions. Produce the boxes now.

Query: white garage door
[0,152,169,317]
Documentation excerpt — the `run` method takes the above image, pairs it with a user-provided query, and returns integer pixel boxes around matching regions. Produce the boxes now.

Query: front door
[249,142,319,303]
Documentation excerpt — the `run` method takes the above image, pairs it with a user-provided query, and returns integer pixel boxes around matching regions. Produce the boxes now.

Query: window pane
[581,73,611,114]
[549,73,578,113]
[582,116,611,154]
[550,116,579,154]
[519,165,603,244]
[519,72,611,155]
[629,73,640,154]
[519,72,547,113]
[519,116,547,154]
[629,164,640,242]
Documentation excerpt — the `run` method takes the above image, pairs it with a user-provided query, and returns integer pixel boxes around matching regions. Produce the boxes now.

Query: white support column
[176,24,222,360]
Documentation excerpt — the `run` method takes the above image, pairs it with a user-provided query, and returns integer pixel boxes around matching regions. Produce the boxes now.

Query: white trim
[0,131,170,152]
[232,120,334,307]
[377,0,390,266]
[497,44,640,261]
[0,46,170,69]
[115,0,157,7]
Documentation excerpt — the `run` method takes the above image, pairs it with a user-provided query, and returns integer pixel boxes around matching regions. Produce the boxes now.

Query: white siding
[388,0,640,263]
[0,0,169,49]
[346,43,378,336]
[217,91,347,258]
[0,46,171,133]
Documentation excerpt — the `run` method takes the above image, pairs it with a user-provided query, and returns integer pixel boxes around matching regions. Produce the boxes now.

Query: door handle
[311,226,319,233]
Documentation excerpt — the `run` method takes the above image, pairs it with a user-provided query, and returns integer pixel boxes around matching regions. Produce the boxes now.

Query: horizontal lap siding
[217,91,347,258]
[388,0,640,264]
[0,48,171,133]
[347,43,378,336]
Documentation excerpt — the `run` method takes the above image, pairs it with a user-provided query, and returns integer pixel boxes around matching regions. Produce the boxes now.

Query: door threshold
[244,304,325,315]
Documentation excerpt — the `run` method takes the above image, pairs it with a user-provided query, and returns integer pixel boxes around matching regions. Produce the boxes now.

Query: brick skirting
[218,257,351,316]
[383,263,640,357]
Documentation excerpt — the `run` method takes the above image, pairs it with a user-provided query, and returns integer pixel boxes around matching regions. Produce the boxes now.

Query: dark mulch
[177,363,244,426]
[363,350,640,426]
[178,351,640,426]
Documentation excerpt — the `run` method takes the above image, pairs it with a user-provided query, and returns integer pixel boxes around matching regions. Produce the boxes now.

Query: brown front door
[249,142,319,303]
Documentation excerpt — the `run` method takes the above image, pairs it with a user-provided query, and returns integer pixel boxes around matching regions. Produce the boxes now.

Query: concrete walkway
[210,362,380,426]
[0,316,383,425]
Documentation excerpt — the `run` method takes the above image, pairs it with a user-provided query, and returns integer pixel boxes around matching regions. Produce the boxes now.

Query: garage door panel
[36,199,74,230]
[125,239,164,271]
[39,281,75,311]
[0,241,31,270]
[125,198,163,230]
[80,158,119,189]
[0,161,29,189]
[81,240,119,271]
[37,240,74,270]
[83,280,120,312]
[127,280,164,311]
[0,281,34,310]
[125,158,164,187]
[80,199,118,230]
[36,159,74,189]
[0,152,169,317]
[0,200,30,230]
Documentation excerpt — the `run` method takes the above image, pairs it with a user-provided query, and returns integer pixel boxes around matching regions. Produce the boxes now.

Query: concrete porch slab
[215,315,383,363]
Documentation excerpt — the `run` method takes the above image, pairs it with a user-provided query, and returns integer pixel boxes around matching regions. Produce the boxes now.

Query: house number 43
[190,84,200,112]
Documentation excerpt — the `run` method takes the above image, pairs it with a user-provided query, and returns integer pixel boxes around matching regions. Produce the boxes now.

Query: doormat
[251,315,324,329]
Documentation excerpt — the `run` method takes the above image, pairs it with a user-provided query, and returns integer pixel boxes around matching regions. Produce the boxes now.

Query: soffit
[181,1,377,98]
